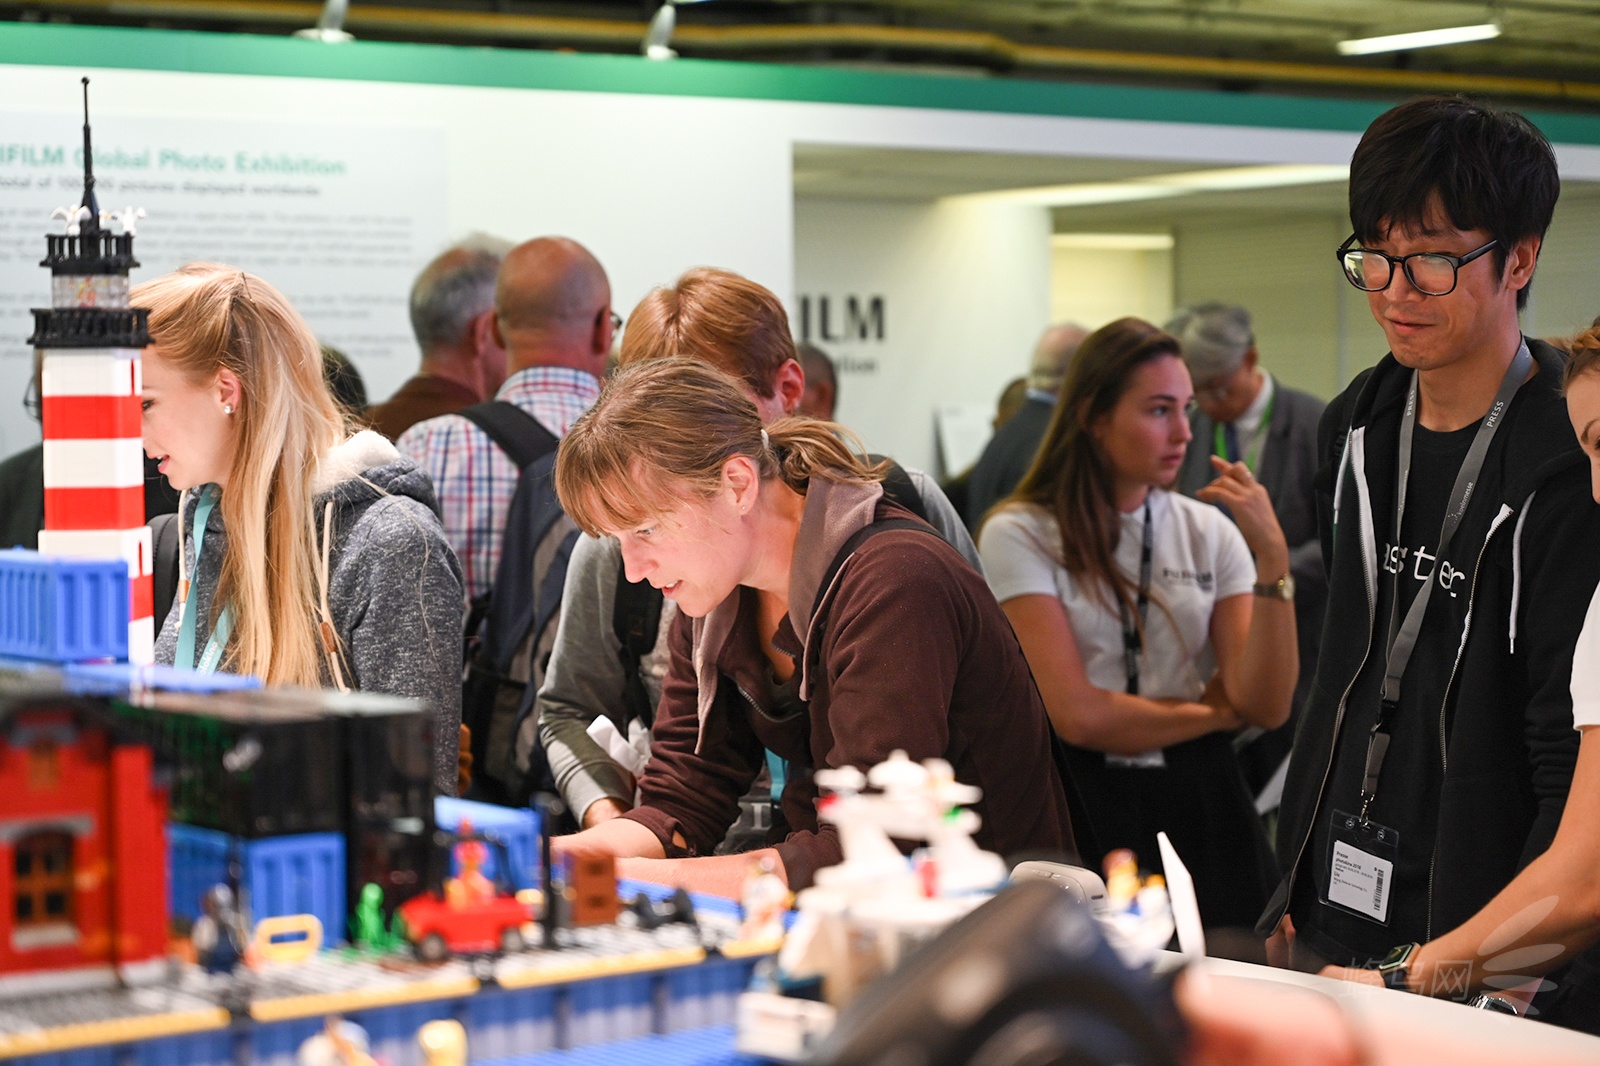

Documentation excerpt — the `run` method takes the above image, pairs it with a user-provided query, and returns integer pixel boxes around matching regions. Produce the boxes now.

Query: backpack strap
[866,456,929,524]
[458,401,560,472]
[612,565,665,729]
[149,511,182,633]
[811,517,931,627]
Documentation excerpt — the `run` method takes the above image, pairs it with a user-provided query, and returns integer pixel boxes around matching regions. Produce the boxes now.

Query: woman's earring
[223,403,234,416]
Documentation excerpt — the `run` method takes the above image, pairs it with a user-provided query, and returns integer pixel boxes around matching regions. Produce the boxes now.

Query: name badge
[1322,809,1399,926]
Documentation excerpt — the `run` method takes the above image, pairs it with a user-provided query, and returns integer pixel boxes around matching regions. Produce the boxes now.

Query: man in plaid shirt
[398,236,611,602]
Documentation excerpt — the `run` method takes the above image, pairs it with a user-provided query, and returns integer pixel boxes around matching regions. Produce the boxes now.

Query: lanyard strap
[1212,392,1276,473]
[1117,501,1154,696]
[175,487,234,673]
[1360,340,1533,818]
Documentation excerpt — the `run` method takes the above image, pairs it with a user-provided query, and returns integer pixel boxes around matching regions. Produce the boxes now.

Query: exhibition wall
[2,22,1599,473]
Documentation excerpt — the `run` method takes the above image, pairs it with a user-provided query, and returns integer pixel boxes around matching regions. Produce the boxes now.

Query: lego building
[0,695,167,982]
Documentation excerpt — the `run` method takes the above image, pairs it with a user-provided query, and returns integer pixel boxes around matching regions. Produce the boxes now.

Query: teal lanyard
[1213,392,1275,473]
[176,488,234,673]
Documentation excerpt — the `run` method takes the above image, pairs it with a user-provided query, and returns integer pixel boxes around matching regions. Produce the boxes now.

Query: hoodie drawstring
[317,499,350,693]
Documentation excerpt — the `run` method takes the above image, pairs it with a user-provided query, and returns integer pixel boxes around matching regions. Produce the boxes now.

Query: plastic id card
[1321,809,1398,926]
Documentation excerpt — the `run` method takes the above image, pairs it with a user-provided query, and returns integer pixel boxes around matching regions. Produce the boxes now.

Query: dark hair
[995,317,1181,619]
[1349,96,1558,311]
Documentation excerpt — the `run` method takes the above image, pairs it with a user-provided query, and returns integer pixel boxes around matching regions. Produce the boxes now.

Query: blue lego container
[0,549,128,662]
[245,832,346,941]
[168,823,232,921]
[435,796,540,891]
[168,824,346,939]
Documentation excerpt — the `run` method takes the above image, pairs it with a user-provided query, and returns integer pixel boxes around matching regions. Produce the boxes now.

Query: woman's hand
[1196,456,1289,572]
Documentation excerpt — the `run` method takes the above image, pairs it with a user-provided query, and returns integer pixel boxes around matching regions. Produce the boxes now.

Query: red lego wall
[0,706,168,976]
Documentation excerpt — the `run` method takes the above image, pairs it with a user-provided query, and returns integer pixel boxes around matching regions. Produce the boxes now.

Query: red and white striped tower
[29,79,154,664]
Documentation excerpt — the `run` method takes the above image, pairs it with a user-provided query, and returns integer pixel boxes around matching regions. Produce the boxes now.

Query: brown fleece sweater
[620,478,1076,889]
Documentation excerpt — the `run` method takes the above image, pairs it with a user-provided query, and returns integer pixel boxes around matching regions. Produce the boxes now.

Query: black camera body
[810,879,1182,1066]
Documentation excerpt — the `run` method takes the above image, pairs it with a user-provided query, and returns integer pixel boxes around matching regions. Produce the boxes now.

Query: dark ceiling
[5,0,1599,109]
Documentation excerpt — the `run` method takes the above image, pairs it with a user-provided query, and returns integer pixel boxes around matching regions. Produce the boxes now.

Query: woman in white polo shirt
[978,316,1297,930]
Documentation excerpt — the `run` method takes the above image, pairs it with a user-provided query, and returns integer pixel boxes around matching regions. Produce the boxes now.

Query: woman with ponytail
[138,263,464,794]
[548,358,1076,897]
[978,316,1295,929]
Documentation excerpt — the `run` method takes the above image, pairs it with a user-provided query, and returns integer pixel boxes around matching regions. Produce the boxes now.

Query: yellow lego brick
[497,946,706,989]
[249,975,480,1022]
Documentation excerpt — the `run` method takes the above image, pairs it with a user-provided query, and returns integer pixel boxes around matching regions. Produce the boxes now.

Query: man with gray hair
[1169,302,1325,812]
[963,322,1088,529]
[367,234,514,441]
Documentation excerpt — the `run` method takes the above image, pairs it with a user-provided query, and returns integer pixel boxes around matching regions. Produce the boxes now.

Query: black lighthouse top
[27,78,151,350]
[39,78,139,278]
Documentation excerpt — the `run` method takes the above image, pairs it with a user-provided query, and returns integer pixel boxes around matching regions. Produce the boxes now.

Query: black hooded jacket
[1262,339,1600,964]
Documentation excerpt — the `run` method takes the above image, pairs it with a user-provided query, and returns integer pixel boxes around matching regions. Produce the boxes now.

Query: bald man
[399,236,614,600]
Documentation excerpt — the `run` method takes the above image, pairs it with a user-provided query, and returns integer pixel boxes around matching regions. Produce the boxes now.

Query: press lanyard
[176,487,234,673]
[1359,340,1533,821]
[1117,501,1154,696]
[1213,393,1276,473]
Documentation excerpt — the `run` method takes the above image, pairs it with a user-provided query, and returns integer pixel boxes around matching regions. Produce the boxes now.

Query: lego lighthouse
[28,79,155,664]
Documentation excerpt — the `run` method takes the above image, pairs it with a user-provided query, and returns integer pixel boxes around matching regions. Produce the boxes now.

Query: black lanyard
[1359,340,1534,821]
[1118,501,1154,696]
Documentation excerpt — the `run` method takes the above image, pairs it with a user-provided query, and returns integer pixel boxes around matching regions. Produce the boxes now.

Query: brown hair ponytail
[556,358,883,535]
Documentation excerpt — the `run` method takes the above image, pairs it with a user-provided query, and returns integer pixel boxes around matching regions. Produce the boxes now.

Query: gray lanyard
[1360,340,1533,820]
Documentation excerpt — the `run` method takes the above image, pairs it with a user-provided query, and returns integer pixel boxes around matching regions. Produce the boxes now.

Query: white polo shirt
[979,489,1255,703]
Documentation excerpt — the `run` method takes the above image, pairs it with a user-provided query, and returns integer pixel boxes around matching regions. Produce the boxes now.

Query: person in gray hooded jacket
[139,264,464,795]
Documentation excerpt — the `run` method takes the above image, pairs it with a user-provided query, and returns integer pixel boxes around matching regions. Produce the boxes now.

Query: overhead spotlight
[644,2,677,61]
[1337,22,1500,56]
[643,0,716,61]
[294,0,354,43]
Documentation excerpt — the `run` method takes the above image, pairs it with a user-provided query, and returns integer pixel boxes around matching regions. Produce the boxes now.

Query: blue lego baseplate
[480,1024,759,1066]
[0,549,128,662]
[65,660,264,694]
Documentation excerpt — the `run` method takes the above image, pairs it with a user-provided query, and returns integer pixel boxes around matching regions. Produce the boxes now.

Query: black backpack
[457,401,572,806]
[609,459,929,729]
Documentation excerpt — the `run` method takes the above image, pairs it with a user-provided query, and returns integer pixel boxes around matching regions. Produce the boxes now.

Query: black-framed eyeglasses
[608,310,623,331]
[1337,235,1499,297]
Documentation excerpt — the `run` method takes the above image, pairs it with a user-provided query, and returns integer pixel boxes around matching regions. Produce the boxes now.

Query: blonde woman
[548,358,1076,898]
[139,264,464,794]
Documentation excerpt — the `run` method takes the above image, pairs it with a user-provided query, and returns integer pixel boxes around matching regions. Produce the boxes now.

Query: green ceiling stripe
[2,21,1598,145]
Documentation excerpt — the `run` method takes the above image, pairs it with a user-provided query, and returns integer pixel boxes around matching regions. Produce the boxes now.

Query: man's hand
[1319,964,1383,988]
[1265,914,1295,969]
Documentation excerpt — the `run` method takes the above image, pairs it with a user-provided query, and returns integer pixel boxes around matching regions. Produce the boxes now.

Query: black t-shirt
[1292,419,1480,964]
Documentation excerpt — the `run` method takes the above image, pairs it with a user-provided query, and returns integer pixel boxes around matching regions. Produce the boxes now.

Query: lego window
[13,831,74,927]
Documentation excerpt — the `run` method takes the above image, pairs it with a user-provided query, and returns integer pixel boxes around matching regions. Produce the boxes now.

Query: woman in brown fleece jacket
[548,358,1077,897]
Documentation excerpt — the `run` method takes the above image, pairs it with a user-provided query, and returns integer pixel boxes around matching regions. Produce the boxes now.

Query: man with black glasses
[1259,96,1600,1029]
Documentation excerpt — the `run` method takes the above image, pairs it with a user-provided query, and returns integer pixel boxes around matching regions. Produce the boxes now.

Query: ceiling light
[974,164,1349,209]
[1052,233,1175,251]
[643,0,717,61]
[1337,23,1500,56]
[293,0,354,42]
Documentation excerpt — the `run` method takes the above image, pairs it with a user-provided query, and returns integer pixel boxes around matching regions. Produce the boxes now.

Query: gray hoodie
[155,431,465,794]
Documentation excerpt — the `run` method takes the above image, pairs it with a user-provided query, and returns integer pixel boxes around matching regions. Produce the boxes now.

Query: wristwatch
[1252,573,1296,600]
[1376,942,1421,992]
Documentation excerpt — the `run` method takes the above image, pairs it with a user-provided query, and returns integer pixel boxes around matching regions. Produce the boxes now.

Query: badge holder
[1321,807,1399,926]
